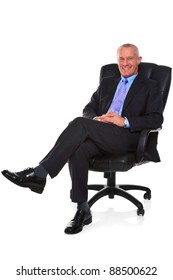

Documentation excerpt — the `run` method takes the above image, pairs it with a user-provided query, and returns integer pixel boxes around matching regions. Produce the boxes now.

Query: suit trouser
[40,117,139,202]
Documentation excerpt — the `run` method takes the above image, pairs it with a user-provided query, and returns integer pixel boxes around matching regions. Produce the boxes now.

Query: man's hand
[95,111,125,127]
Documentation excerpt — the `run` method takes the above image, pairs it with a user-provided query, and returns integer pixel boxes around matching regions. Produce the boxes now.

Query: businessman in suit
[2,43,163,234]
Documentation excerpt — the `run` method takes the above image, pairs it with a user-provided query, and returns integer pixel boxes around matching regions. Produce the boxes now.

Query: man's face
[117,47,142,77]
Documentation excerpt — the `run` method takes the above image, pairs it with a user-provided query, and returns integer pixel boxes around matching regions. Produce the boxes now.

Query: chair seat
[89,152,136,172]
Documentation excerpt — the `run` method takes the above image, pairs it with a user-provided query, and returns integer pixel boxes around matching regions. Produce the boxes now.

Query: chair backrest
[100,62,172,110]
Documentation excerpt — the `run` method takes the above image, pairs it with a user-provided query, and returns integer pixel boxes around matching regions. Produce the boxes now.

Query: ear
[138,56,142,65]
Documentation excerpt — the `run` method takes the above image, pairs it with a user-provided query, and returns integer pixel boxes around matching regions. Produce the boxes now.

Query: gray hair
[117,43,140,57]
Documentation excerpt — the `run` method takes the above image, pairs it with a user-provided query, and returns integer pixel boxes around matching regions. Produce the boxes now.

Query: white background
[0,0,172,279]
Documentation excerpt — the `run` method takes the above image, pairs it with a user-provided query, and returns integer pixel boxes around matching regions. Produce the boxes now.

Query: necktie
[108,78,128,114]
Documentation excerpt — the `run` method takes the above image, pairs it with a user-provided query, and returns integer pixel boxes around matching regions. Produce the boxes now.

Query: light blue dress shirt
[117,73,138,128]
[117,73,138,116]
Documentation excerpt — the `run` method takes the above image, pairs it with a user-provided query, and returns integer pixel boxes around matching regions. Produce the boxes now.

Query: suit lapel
[103,78,120,113]
[122,76,142,113]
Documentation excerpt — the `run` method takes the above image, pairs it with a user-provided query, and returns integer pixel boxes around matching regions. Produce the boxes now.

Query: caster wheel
[137,208,145,216]
[144,192,151,200]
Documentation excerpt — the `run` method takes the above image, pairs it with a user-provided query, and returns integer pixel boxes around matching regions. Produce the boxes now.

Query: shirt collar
[121,73,138,85]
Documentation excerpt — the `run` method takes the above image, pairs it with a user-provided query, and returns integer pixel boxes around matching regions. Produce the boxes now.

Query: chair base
[88,172,151,216]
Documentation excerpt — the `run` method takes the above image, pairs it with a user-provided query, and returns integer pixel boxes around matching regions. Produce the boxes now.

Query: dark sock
[77,201,90,212]
[34,164,48,178]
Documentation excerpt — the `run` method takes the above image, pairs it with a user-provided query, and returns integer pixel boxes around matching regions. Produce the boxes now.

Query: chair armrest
[136,128,161,163]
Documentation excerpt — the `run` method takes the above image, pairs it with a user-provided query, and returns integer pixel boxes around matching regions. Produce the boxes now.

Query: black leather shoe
[1,168,46,194]
[64,209,92,234]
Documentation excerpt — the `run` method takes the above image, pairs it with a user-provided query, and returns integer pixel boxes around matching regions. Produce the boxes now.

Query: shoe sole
[1,171,44,194]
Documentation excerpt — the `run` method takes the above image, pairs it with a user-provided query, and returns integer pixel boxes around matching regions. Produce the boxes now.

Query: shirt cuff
[124,117,130,128]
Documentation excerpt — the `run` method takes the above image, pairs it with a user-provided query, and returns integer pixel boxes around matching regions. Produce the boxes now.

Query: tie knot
[123,78,128,84]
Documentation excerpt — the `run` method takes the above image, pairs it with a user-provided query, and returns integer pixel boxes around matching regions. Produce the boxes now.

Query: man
[2,43,163,234]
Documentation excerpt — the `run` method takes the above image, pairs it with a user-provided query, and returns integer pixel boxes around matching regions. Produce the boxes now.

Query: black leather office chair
[88,62,172,215]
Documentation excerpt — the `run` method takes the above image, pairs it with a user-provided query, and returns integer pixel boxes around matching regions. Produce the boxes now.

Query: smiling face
[117,45,142,77]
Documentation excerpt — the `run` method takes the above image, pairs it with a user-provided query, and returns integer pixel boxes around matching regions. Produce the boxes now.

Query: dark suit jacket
[83,74,164,162]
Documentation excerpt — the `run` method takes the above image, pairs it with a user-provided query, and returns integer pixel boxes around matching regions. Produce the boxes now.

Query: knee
[73,116,84,123]
[69,117,85,127]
